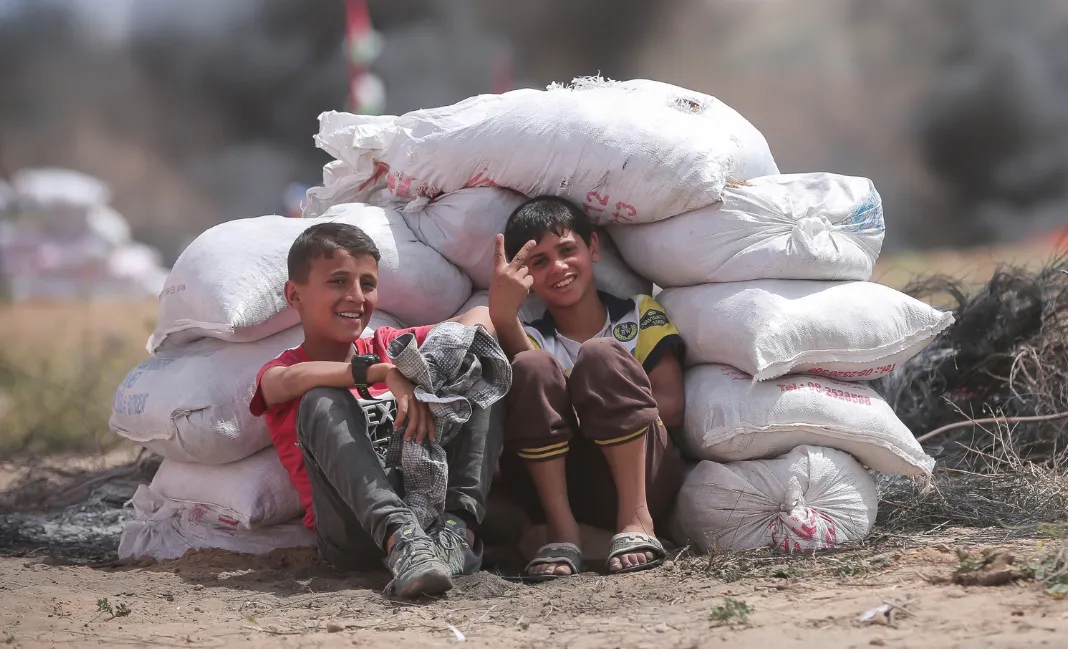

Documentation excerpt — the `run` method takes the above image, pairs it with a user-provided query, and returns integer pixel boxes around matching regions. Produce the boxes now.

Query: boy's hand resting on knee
[385,367,434,443]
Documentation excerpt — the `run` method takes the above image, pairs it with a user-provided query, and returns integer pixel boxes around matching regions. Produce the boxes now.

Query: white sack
[398,188,651,294]
[307,77,777,226]
[118,484,314,561]
[670,446,878,553]
[682,364,934,476]
[110,326,304,464]
[602,78,779,181]
[114,311,403,464]
[399,188,522,288]
[149,205,470,351]
[455,291,548,326]
[659,280,954,381]
[150,447,303,527]
[609,173,885,286]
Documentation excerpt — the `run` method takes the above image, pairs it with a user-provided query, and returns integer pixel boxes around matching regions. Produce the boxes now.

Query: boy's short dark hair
[288,222,380,283]
[504,195,594,259]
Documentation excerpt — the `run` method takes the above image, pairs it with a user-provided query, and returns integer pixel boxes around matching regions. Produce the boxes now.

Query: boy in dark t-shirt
[250,223,502,598]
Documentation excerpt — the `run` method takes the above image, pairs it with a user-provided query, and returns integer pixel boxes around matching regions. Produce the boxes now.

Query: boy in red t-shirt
[250,222,502,598]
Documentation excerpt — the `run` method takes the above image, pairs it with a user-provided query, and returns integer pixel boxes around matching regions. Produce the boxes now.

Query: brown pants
[499,337,685,531]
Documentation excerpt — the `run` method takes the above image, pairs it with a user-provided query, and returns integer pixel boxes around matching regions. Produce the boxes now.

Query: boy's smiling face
[525,229,600,309]
[285,249,379,344]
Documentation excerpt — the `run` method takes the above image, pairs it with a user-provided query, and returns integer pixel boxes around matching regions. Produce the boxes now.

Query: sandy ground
[2,534,1066,649]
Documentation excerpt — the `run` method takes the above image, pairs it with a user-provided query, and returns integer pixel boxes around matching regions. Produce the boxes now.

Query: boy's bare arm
[446,305,495,334]
[258,361,395,408]
[647,350,685,429]
[492,314,534,359]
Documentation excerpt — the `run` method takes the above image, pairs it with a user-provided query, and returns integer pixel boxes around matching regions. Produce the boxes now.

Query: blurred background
[3,0,1068,262]
[0,0,1066,457]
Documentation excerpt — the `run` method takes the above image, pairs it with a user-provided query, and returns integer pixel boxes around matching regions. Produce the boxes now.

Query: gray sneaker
[385,524,454,598]
[430,514,483,576]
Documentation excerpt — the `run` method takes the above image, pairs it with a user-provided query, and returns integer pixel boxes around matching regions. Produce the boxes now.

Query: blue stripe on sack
[841,186,885,233]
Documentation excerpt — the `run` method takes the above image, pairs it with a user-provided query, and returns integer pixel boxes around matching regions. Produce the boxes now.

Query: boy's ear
[283,280,300,309]
[588,231,601,263]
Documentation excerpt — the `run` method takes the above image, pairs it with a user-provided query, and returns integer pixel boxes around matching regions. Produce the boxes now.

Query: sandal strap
[608,532,666,561]
[525,542,583,575]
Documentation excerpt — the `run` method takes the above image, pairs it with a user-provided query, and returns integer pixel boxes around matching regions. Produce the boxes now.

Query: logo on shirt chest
[613,322,638,342]
[640,309,668,330]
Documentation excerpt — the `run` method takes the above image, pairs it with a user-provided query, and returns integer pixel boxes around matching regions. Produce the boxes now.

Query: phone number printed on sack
[776,380,872,406]
[807,364,896,380]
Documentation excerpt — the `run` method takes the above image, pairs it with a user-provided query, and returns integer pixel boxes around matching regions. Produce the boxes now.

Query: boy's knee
[512,349,564,384]
[297,387,352,441]
[575,337,629,368]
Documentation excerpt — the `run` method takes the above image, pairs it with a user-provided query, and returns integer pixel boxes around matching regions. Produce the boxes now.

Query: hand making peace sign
[488,233,536,321]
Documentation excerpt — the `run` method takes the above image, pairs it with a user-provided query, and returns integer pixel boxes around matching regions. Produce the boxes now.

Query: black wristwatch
[350,354,380,400]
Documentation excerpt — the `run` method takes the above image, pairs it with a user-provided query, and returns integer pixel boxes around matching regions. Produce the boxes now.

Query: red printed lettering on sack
[583,190,609,215]
[358,161,391,192]
[792,381,873,406]
[188,506,207,525]
[818,511,838,545]
[810,364,896,379]
[463,171,499,189]
[611,201,637,222]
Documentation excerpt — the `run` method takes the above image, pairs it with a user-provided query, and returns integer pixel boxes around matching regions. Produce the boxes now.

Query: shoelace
[436,529,464,564]
[399,535,439,568]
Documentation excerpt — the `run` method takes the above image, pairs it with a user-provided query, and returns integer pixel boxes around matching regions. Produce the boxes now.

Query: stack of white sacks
[1,168,168,300]
[114,77,947,560]
[613,175,947,552]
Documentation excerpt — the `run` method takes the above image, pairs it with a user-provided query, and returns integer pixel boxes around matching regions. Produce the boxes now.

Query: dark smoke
[916,0,1068,245]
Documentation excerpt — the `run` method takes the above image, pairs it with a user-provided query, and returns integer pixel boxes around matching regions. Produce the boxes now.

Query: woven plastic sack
[114,312,404,465]
[609,173,884,286]
[682,364,934,476]
[669,446,878,552]
[118,485,314,561]
[659,280,954,381]
[149,447,304,527]
[307,77,777,226]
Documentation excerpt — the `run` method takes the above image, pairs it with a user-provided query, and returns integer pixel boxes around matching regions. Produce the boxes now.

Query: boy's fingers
[521,275,534,290]
[420,405,432,442]
[417,403,431,443]
[406,409,418,441]
[493,234,507,269]
[509,239,537,268]
[395,395,408,430]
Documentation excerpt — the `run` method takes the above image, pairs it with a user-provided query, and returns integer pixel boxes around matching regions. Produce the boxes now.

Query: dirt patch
[2,536,1066,649]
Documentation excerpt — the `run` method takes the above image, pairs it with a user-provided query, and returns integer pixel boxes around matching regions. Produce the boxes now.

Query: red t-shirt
[249,325,433,530]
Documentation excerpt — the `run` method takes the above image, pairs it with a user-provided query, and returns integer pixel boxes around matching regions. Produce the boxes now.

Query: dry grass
[0,299,156,459]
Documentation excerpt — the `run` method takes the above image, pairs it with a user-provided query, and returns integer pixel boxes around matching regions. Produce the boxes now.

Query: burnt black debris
[875,254,1068,470]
